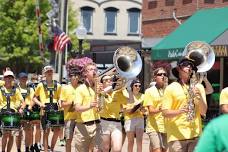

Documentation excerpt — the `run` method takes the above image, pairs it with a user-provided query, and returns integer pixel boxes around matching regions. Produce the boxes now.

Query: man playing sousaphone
[162,57,207,152]
[33,65,62,152]
[0,70,25,152]
[99,74,126,152]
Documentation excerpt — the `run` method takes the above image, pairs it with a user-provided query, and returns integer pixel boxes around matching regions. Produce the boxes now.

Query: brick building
[142,0,228,48]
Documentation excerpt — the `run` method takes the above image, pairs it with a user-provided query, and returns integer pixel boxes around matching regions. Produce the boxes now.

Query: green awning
[152,7,228,60]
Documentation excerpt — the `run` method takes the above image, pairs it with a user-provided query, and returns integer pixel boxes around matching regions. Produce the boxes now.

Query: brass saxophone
[186,71,197,121]
[94,76,106,112]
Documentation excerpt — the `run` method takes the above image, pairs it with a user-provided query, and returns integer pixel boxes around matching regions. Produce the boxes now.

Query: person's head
[130,79,141,93]
[68,69,81,86]
[100,75,112,88]
[82,63,97,81]
[42,65,54,79]
[153,67,168,86]
[31,74,38,83]
[172,57,197,80]
[18,72,28,85]
[3,70,15,87]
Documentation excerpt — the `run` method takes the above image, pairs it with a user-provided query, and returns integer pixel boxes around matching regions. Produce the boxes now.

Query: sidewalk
[0,132,150,152]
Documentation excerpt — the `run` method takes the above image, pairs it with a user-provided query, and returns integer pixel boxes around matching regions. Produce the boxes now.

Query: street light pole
[75,22,87,57]
[78,39,83,56]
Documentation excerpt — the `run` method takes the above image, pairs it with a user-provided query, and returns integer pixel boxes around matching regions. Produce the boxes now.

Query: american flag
[53,25,71,52]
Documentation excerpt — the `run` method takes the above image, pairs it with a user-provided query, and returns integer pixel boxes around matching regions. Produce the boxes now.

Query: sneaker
[59,139,65,146]
[33,144,40,152]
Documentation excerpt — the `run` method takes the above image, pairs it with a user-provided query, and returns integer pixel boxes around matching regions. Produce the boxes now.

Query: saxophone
[94,76,105,112]
[186,71,197,122]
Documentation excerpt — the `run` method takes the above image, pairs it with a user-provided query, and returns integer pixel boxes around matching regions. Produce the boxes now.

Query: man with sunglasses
[59,69,81,152]
[144,67,168,152]
[162,57,207,152]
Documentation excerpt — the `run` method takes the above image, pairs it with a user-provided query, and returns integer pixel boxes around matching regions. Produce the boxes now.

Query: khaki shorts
[1,129,20,136]
[100,119,122,135]
[168,137,198,152]
[148,131,167,150]
[75,121,102,152]
[124,117,144,132]
[64,120,76,139]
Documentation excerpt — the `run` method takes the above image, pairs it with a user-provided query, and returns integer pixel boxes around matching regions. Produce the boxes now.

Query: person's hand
[40,103,46,108]
[180,106,188,114]
[19,108,24,114]
[90,100,98,108]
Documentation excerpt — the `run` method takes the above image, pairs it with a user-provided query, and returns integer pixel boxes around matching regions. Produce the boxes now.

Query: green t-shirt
[195,114,228,152]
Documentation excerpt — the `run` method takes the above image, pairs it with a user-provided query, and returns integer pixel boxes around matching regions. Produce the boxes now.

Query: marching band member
[122,79,145,152]
[99,74,125,152]
[33,66,62,152]
[162,57,207,152]
[144,67,168,152]
[74,62,102,152]
[29,73,42,152]
[219,86,228,113]
[59,69,81,152]
[16,72,34,152]
[0,70,25,152]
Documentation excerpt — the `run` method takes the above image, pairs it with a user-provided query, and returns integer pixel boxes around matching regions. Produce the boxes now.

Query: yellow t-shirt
[123,92,144,120]
[99,90,126,119]
[74,84,100,123]
[60,84,78,120]
[220,87,228,105]
[19,87,35,105]
[34,81,61,104]
[0,87,23,111]
[144,86,165,133]
[162,82,206,142]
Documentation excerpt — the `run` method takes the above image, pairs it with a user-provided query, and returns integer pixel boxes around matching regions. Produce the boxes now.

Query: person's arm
[148,105,161,114]
[75,101,97,112]
[194,84,207,116]
[203,77,214,95]
[162,108,187,118]
[33,96,45,108]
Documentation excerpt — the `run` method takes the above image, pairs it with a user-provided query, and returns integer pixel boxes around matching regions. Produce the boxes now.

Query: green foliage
[67,1,90,59]
[0,0,50,73]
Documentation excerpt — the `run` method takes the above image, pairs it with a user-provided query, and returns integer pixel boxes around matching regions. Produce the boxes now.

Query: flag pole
[35,0,45,63]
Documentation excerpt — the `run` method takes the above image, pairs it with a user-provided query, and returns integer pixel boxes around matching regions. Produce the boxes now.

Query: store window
[81,6,94,33]
[128,8,140,35]
[104,7,118,34]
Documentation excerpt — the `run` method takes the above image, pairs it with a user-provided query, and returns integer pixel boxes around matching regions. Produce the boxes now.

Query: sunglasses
[156,73,167,77]
[134,84,141,87]
[179,62,194,68]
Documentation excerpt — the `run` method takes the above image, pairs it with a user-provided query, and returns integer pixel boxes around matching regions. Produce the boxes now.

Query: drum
[23,106,40,121]
[0,112,21,130]
[46,110,64,127]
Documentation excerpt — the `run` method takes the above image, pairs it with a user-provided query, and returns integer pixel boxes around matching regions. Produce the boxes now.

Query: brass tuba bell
[98,46,142,91]
[182,41,215,72]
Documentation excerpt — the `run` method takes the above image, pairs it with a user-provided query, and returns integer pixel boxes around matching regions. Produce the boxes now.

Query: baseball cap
[43,65,54,73]
[3,70,15,78]
[18,72,28,78]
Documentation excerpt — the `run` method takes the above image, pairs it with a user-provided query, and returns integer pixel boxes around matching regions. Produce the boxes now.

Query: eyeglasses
[179,62,194,68]
[134,84,141,88]
[156,73,167,77]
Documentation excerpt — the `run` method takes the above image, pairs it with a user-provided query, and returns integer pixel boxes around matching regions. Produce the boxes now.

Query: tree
[0,0,50,74]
